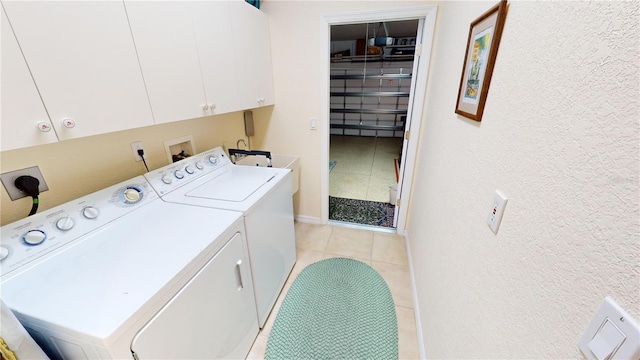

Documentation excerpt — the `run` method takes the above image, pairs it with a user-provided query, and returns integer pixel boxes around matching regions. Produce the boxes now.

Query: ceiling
[330,20,419,41]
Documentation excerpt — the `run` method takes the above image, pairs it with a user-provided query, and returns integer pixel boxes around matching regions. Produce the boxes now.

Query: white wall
[407,0,639,357]
[258,0,429,221]
[262,0,639,357]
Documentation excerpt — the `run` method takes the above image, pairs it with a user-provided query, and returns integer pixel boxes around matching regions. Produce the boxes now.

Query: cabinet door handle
[62,118,76,128]
[234,259,244,291]
[36,121,52,132]
[202,104,209,111]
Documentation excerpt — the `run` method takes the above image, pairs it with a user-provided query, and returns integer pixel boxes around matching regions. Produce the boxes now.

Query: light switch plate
[486,190,508,234]
[0,166,49,200]
[578,297,640,360]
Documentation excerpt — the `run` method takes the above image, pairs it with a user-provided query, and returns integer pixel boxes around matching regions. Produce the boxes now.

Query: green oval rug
[265,258,398,359]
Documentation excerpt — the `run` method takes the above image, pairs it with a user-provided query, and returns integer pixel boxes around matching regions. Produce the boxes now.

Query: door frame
[320,5,438,233]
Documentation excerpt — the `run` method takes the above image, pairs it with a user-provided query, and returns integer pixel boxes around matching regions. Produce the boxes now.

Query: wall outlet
[0,166,49,201]
[486,190,508,234]
[131,141,144,162]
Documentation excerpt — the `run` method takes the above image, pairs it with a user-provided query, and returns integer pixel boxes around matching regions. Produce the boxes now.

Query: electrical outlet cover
[131,141,144,162]
[486,190,508,233]
[0,166,49,200]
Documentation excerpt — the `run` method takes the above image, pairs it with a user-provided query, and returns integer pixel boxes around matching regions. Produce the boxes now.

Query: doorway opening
[320,7,438,234]
[328,20,418,229]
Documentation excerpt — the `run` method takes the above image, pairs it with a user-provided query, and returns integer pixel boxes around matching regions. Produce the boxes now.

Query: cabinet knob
[62,118,76,128]
[209,103,215,110]
[36,121,52,132]
[202,104,210,111]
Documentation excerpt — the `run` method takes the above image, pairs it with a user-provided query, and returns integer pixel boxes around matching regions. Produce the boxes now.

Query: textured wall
[408,1,639,358]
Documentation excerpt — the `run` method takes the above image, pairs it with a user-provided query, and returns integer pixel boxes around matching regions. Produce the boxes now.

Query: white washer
[0,176,258,359]
[144,147,296,327]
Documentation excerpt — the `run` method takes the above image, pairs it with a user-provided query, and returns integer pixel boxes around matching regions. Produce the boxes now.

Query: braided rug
[265,258,397,359]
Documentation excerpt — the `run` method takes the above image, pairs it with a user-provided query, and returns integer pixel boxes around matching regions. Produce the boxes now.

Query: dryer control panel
[144,146,231,196]
[0,176,158,279]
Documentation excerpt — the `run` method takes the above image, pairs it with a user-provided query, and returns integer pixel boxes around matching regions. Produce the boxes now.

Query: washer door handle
[235,260,244,291]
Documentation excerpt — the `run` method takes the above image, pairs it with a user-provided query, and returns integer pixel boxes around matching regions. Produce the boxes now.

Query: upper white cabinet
[1,7,58,151]
[1,1,154,141]
[1,0,276,152]
[229,1,275,109]
[193,1,244,115]
[125,1,241,123]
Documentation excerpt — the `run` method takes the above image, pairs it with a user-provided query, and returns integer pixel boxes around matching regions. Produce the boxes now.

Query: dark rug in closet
[329,196,395,228]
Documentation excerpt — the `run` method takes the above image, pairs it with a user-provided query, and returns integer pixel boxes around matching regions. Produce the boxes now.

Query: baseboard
[404,230,426,359]
[294,215,322,224]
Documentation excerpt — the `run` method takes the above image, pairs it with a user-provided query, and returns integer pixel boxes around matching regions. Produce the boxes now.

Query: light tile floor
[246,222,419,359]
[329,135,403,203]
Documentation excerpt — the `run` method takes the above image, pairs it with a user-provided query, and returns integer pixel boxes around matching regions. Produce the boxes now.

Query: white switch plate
[130,141,144,162]
[486,190,508,233]
[578,297,640,360]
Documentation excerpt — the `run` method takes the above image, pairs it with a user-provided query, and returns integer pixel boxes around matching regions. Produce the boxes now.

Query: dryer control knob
[208,155,218,165]
[56,216,75,231]
[123,188,141,203]
[185,165,195,174]
[82,206,100,219]
[195,161,204,170]
[23,230,46,246]
[0,246,10,261]
[174,170,185,179]
[161,175,172,184]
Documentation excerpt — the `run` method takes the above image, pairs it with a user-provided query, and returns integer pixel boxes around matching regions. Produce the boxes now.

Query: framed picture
[455,0,508,122]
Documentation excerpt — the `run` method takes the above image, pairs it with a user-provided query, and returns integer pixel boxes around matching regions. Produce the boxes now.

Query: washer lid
[185,166,277,202]
[0,200,243,343]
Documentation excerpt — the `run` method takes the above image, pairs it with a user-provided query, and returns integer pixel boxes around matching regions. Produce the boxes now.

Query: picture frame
[455,0,508,122]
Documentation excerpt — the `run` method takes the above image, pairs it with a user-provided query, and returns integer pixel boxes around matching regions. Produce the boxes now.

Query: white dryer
[144,147,296,327]
[0,176,258,359]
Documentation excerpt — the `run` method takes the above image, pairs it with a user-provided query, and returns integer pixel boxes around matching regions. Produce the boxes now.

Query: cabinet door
[125,1,209,124]
[192,1,243,115]
[229,1,275,109]
[1,7,58,151]
[2,1,154,140]
[130,232,258,360]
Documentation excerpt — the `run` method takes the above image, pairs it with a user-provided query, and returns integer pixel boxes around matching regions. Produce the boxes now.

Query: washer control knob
[82,206,100,219]
[208,155,218,165]
[161,175,172,184]
[195,161,204,170]
[185,165,195,174]
[23,230,46,246]
[123,187,142,203]
[0,246,9,261]
[56,216,75,231]
[174,170,185,179]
